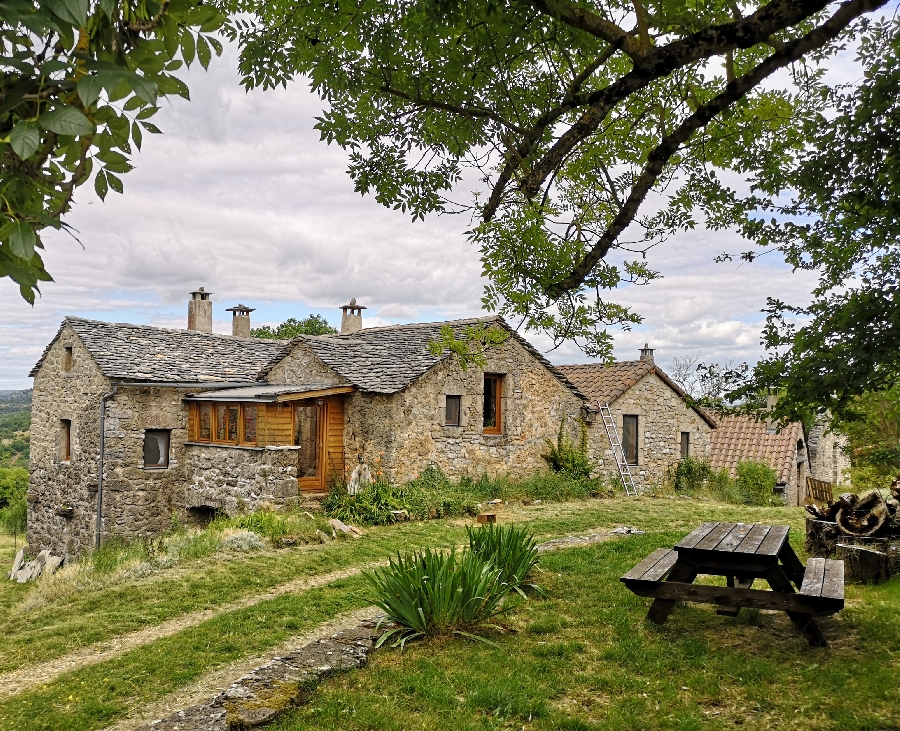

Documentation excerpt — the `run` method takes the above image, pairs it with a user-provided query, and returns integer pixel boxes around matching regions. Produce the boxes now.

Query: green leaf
[9,222,36,261]
[132,121,143,150]
[45,0,89,26]
[156,74,189,100]
[181,29,195,66]
[162,13,180,58]
[126,72,158,104]
[94,170,109,200]
[140,121,163,134]
[39,106,95,136]
[106,172,123,194]
[77,75,103,109]
[207,36,223,55]
[10,121,39,160]
[99,0,115,17]
[196,35,211,69]
[136,106,160,120]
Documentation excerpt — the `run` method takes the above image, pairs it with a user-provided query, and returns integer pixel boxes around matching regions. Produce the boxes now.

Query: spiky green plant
[365,548,511,648]
[467,523,542,597]
[542,416,593,478]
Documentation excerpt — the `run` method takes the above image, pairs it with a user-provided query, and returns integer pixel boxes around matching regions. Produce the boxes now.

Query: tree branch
[530,0,643,58]
[546,0,889,297]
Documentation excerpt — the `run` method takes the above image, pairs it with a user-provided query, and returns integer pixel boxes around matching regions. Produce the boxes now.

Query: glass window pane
[483,377,497,428]
[199,403,211,440]
[216,404,227,441]
[623,415,638,465]
[243,405,258,443]
[680,431,690,459]
[445,395,461,426]
[294,404,319,477]
[228,406,239,442]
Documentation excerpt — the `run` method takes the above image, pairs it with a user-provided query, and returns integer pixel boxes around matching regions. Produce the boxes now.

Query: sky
[0,43,823,390]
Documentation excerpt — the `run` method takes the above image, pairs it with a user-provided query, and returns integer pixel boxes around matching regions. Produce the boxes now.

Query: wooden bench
[620,524,846,646]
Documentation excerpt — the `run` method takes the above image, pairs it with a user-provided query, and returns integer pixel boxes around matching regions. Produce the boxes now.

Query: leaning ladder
[599,404,639,496]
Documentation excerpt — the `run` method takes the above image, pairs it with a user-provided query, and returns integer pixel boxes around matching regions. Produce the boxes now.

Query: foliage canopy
[250,314,337,338]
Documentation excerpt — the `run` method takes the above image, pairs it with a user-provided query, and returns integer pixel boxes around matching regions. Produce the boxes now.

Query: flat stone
[8,549,23,580]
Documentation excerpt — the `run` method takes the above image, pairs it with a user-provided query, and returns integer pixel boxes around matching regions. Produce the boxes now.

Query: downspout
[95,384,118,549]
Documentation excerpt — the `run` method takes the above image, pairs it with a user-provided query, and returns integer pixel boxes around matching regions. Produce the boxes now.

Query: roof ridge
[306,315,500,338]
[64,315,280,344]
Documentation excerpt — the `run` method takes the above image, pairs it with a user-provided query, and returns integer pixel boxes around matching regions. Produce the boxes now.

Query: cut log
[805,518,841,557]
[835,491,889,537]
[836,543,890,584]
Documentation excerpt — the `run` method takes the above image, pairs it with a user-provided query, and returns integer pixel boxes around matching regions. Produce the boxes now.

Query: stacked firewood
[805,481,900,538]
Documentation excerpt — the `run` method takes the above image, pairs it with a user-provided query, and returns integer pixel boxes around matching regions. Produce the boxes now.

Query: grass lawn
[0,498,897,730]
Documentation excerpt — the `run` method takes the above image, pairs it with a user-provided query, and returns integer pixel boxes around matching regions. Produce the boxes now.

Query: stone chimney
[765,392,779,434]
[226,304,255,338]
[340,298,366,334]
[188,288,213,333]
[639,343,654,364]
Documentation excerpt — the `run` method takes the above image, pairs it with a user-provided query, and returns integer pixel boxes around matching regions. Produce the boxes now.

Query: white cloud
[0,42,821,388]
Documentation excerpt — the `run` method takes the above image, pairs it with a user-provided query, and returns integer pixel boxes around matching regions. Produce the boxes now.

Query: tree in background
[251,314,337,338]
[833,385,900,491]
[1,0,226,302]
[225,0,888,360]
[0,465,27,534]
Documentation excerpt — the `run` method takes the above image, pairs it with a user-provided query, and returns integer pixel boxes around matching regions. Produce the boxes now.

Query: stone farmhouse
[27,293,592,556]
[558,348,718,486]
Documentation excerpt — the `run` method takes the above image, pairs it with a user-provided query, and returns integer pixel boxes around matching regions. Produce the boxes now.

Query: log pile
[805,483,899,538]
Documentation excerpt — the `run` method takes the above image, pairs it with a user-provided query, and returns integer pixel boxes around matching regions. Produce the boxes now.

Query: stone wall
[586,372,713,488]
[808,417,851,486]
[341,337,584,483]
[265,342,347,386]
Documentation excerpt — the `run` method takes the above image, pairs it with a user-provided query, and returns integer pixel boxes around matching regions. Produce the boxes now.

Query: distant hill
[0,389,32,417]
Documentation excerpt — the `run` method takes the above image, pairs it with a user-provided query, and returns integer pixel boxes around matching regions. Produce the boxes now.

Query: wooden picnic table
[621,522,844,647]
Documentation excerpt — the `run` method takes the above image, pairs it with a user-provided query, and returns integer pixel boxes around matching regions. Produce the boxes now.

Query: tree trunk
[835,491,889,537]
[836,543,890,584]
[805,518,841,557]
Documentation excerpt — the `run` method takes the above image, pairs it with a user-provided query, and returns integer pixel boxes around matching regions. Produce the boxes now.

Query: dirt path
[98,605,384,731]
[0,563,383,700]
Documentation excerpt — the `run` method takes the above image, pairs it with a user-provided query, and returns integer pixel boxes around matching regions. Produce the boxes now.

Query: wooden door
[295,401,326,493]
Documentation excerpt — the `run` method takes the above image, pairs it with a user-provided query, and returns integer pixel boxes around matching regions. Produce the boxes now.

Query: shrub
[467,523,541,596]
[0,466,28,534]
[735,460,780,506]
[323,477,420,525]
[671,457,713,492]
[542,416,593,478]
[365,548,510,647]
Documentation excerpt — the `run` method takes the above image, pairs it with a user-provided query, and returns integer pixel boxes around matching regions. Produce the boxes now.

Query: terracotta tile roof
[709,416,805,485]
[557,361,717,428]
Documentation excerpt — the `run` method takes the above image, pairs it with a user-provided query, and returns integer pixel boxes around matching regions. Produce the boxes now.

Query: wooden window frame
[190,402,258,447]
[622,415,638,465]
[60,419,71,462]
[483,375,503,434]
[680,431,690,459]
[445,395,461,426]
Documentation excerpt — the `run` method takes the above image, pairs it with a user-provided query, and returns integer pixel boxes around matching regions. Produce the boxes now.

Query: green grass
[1,497,875,731]
[268,535,900,731]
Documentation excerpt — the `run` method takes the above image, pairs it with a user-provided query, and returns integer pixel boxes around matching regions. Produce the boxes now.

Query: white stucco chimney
[226,304,255,338]
[639,343,654,364]
[188,288,213,333]
[340,298,366,334]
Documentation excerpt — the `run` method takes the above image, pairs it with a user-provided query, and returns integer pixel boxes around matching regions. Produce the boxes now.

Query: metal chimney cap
[226,304,255,315]
[340,298,367,310]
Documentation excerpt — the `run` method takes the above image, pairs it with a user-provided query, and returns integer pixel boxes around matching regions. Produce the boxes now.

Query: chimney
[226,304,255,338]
[639,343,654,364]
[340,297,366,334]
[765,392,779,434]
[188,288,213,333]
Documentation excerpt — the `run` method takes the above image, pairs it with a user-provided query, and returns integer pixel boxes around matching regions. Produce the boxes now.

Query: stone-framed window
[622,415,638,465]
[191,402,258,446]
[680,431,690,459]
[445,395,461,426]
[62,345,73,372]
[144,430,171,469]
[59,419,72,462]
[483,375,503,434]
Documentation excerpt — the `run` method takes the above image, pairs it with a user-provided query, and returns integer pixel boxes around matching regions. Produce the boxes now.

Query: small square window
[60,419,71,462]
[144,430,170,469]
[445,395,461,426]
[680,431,690,459]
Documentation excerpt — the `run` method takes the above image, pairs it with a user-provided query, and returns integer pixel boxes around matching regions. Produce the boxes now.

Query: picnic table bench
[621,522,844,646]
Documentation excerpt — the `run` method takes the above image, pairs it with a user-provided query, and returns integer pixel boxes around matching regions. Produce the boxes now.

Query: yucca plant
[467,523,542,597]
[365,548,510,648]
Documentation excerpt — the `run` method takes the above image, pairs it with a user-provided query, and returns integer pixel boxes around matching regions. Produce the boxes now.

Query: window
[144,430,170,468]
[191,402,258,446]
[60,419,71,462]
[622,415,638,465]
[483,375,502,433]
[445,395,461,426]
[63,346,73,372]
[680,431,690,459]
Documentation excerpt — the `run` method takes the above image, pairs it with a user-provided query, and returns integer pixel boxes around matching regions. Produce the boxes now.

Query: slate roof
[709,416,805,485]
[557,361,717,428]
[30,317,284,382]
[261,316,586,397]
[31,316,586,399]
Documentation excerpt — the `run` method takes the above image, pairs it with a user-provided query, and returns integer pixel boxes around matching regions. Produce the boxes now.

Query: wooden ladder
[599,404,639,496]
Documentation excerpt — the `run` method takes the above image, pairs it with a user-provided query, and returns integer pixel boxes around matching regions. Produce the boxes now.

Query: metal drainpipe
[95,384,118,549]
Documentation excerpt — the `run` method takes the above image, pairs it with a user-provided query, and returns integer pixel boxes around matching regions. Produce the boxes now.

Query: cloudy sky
[0,42,823,390]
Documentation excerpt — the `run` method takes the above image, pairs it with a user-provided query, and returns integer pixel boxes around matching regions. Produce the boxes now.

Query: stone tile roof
[261,316,587,397]
[30,317,284,382]
[557,361,717,427]
[709,416,805,485]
